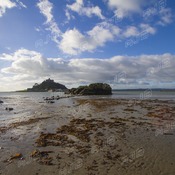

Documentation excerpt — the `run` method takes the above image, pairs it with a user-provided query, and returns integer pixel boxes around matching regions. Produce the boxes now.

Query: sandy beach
[0,94,175,175]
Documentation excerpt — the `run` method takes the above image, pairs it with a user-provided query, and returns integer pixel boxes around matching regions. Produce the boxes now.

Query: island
[26,79,67,92]
[68,83,112,95]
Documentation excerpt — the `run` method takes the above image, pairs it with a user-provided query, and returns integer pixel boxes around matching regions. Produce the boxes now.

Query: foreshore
[0,96,175,175]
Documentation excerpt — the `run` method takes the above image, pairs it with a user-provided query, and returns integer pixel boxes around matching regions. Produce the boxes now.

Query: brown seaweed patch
[35,133,74,147]
[36,118,127,148]
[76,99,122,111]
[30,149,54,165]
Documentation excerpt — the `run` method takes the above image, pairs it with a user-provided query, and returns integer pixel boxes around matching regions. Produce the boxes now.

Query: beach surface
[0,93,175,175]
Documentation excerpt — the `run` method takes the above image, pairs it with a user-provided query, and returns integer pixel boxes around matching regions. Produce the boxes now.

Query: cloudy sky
[0,0,175,91]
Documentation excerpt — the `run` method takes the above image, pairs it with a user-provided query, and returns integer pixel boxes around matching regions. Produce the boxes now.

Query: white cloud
[0,0,16,17]
[1,49,175,91]
[123,24,156,38]
[139,23,156,35]
[67,0,105,19]
[0,49,42,61]
[65,9,72,21]
[158,8,173,26]
[108,0,174,26]
[59,22,156,55]
[37,1,122,56]
[37,0,62,44]
[142,6,173,26]
[108,0,144,18]
[59,22,120,55]
[37,0,53,23]
[123,26,139,38]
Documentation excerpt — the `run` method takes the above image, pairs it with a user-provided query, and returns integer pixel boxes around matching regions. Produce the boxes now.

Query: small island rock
[69,83,112,95]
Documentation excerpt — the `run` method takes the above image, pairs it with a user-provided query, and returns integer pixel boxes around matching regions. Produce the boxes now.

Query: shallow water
[0,90,175,127]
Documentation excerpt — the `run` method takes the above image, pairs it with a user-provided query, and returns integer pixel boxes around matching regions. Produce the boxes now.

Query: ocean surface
[0,90,175,101]
[112,90,175,100]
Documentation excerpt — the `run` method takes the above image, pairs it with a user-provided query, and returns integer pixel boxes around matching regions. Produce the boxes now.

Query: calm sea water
[112,90,175,100]
[0,90,175,100]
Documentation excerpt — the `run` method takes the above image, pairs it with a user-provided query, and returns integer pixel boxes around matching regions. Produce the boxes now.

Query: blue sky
[0,0,175,91]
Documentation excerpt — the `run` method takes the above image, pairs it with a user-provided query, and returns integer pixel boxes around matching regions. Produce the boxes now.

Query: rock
[69,83,112,95]
[5,107,14,111]
[0,100,3,104]
[10,153,22,160]
[46,101,55,104]
[44,95,60,101]
[56,95,60,100]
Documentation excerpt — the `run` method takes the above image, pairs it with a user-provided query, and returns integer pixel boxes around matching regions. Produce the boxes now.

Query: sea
[0,90,175,136]
[0,90,175,101]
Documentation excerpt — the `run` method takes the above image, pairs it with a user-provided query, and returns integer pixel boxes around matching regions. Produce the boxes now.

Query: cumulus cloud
[1,49,175,91]
[59,22,120,55]
[0,0,16,17]
[59,22,156,55]
[67,0,105,20]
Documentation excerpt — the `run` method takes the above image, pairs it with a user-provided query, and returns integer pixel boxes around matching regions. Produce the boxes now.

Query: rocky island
[69,83,112,95]
[26,79,67,92]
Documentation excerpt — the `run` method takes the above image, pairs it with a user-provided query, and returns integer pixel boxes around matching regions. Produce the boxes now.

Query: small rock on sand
[5,107,14,111]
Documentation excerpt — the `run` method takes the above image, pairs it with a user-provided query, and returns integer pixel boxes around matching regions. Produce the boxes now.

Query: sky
[0,0,175,91]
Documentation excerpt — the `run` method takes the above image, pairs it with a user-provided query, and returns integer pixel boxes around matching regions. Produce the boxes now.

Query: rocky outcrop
[27,79,67,92]
[69,83,112,95]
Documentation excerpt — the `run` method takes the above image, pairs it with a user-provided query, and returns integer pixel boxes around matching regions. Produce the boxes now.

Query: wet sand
[0,96,175,175]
